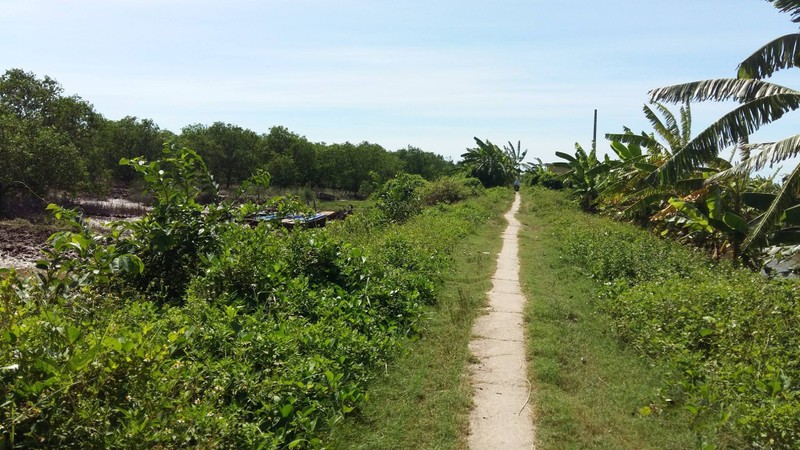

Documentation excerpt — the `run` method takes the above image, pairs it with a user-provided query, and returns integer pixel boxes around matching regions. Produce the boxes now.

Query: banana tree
[460,137,514,187]
[665,185,750,260]
[648,0,800,254]
[740,172,800,247]
[606,101,693,158]
[553,143,609,211]
[503,140,528,179]
[597,138,658,218]
[600,102,705,220]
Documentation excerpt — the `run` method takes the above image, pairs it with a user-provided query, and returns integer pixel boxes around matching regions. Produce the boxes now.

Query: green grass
[327,190,512,449]
[327,187,703,448]
[518,187,698,449]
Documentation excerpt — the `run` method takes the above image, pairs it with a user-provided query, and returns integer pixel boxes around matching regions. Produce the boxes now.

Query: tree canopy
[0,68,458,215]
[0,69,96,212]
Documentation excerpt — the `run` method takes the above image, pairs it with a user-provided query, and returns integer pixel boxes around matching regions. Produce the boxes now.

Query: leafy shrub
[560,222,709,285]
[116,145,227,302]
[557,198,800,448]
[462,177,484,192]
[373,173,427,223]
[30,204,143,302]
[525,169,564,190]
[419,175,476,206]
[0,156,509,448]
[605,273,800,447]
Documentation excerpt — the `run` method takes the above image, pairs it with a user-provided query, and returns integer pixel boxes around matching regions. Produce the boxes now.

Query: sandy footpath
[468,192,535,449]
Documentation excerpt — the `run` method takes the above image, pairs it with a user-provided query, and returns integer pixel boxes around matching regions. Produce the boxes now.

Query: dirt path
[468,192,535,449]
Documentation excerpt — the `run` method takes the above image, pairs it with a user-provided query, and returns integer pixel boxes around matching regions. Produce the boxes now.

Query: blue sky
[2,0,798,164]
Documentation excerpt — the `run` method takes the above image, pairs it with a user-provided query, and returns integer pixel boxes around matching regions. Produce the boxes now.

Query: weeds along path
[468,192,535,449]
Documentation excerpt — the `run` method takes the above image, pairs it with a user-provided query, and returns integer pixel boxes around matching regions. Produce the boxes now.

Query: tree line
[0,68,455,214]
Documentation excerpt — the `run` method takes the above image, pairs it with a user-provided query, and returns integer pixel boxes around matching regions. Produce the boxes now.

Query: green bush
[0,147,509,448]
[419,175,479,206]
[524,169,563,190]
[372,173,427,223]
[116,145,227,302]
[557,203,800,448]
[560,223,710,285]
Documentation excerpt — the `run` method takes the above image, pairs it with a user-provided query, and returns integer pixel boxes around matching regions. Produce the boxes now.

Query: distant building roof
[544,163,570,174]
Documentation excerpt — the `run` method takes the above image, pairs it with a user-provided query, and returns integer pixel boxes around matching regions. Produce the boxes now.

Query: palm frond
[621,191,669,218]
[743,162,800,251]
[608,141,632,160]
[675,177,707,192]
[649,93,800,184]
[716,134,800,176]
[650,79,798,103]
[767,0,800,23]
[575,142,592,161]
[653,102,681,145]
[738,33,800,79]
[605,132,664,154]
[643,104,679,149]
[555,151,577,164]
[680,102,692,144]
[743,192,779,210]
[709,156,734,171]
[650,186,711,222]
[706,166,738,183]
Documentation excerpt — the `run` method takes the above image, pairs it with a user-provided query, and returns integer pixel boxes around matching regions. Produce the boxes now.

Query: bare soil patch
[0,220,57,269]
[0,193,150,270]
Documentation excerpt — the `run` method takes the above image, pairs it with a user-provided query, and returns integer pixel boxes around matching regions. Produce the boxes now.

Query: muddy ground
[0,192,351,271]
[0,195,150,270]
[0,220,57,269]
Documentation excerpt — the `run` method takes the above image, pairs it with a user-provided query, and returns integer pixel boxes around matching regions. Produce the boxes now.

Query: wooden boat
[245,210,345,229]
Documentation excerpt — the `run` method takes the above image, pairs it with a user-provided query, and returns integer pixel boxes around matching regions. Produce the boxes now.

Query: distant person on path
[513,178,520,192]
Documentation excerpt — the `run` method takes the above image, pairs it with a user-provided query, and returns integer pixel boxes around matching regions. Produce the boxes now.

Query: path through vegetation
[468,192,535,449]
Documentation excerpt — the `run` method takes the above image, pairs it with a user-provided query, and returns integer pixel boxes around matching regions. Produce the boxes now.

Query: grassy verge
[518,187,698,449]
[327,189,513,449]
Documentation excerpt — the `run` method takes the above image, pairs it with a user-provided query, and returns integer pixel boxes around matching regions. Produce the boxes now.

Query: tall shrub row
[0,147,507,448]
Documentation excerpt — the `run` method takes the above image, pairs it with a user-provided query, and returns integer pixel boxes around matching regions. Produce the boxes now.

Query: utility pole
[592,109,598,153]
